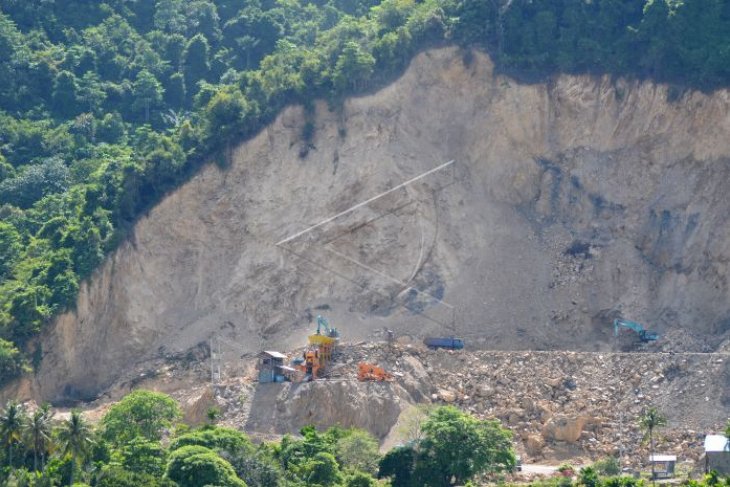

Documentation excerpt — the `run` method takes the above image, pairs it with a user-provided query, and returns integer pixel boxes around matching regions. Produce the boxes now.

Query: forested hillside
[1,0,729,385]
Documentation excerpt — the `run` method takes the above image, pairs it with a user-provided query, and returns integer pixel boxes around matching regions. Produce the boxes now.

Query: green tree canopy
[101,390,181,446]
[336,429,381,475]
[166,445,247,487]
[417,406,514,486]
[169,426,254,457]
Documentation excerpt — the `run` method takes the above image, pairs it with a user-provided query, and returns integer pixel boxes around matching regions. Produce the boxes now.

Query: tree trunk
[650,428,655,481]
[69,457,75,486]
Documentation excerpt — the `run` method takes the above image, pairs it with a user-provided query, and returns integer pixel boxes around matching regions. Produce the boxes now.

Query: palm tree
[25,404,55,471]
[639,406,667,480]
[0,401,26,468]
[57,410,94,486]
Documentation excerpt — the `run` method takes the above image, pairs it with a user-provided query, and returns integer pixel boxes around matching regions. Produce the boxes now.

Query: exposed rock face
[18,47,730,403]
[244,380,408,439]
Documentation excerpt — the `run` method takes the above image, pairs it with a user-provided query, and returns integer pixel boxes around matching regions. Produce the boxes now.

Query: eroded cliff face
[21,47,730,403]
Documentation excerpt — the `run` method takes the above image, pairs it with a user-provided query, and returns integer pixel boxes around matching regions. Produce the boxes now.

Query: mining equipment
[357,362,393,381]
[293,315,340,381]
[613,318,659,343]
[423,336,464,350]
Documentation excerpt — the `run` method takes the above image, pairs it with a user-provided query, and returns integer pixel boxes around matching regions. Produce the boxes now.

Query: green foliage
[1,401,26,468]
[0,340,27,387]
[169,426,253,457]
[639,406,667,441]
[378,445,416,487]
[96,466,177,487]
[416,405,515,486]
[579,466,600,487]
[336,429,381,475]
[593,456,621,476]
[101,390,181,446]
[120,438,168,476]
[25,404,54,472]
[9,391,730,487]
[203,87,251,144]
[57,410,94,486]
[345,470,379,487]
[227,445,285,487]
[277,425,337,471]
[166,445,246,487]
[0,158,70,209]
[602,475,645,487]
[297,451,343,487]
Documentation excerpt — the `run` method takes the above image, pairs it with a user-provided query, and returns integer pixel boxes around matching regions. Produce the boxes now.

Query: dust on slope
[7,46,730,405]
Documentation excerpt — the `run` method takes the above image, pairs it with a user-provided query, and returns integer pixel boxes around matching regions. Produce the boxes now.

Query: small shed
[257,351,287,383]
[705,435,730,474]
[649,454,676,479]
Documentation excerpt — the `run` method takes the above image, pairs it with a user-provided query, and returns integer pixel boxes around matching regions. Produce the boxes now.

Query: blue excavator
[316,315,340,338]
[613,318,659,342]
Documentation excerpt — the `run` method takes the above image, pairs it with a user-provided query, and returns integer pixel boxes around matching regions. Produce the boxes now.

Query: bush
[594,456,621,476]
[579,466,599,487]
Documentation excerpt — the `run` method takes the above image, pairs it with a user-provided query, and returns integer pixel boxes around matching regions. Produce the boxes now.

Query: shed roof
[705,435,730,453]
[259,350,287,359]
[650,455,677,462]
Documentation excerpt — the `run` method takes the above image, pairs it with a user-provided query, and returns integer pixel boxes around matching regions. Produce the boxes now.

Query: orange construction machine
[295,348,323,380]
[357,362,393,381]
[293,315,340,381]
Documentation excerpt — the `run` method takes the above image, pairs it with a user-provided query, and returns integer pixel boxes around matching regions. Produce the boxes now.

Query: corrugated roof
[704,435,730,452]
[261,350,287,359]
[650,455,677,462]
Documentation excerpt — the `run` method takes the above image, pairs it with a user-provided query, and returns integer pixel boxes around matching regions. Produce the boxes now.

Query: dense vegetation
[1,0,729,384]
[2,392,730,485]
[0,394,516,486]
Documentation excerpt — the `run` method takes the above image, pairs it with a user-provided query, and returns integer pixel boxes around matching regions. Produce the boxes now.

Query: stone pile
[326,343,727,467]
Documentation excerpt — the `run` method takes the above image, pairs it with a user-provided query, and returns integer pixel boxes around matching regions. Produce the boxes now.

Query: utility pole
[210,335,222,386]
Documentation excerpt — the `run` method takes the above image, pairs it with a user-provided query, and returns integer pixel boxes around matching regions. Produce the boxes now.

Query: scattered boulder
[526,434,546,456]
[541,415,588,443]
[438,389,457,403]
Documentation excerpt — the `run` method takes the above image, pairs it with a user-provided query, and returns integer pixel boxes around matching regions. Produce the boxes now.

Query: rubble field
[131,341,728,470]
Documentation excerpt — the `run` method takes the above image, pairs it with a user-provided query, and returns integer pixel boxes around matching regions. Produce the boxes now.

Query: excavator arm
[613,319,659,342]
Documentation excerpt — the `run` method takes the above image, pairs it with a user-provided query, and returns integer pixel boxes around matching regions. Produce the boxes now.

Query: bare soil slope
[20,47,730,403]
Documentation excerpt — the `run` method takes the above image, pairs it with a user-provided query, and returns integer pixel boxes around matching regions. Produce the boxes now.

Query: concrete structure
[705,435,730,474]
[257,351,287,383]
[649,454,676,479]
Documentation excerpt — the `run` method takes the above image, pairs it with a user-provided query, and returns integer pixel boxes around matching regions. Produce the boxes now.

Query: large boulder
[541,415,588,443]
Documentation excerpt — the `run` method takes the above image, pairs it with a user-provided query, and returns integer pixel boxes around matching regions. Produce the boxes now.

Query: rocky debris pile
[304,343,728,468]
[74,340,726,471]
